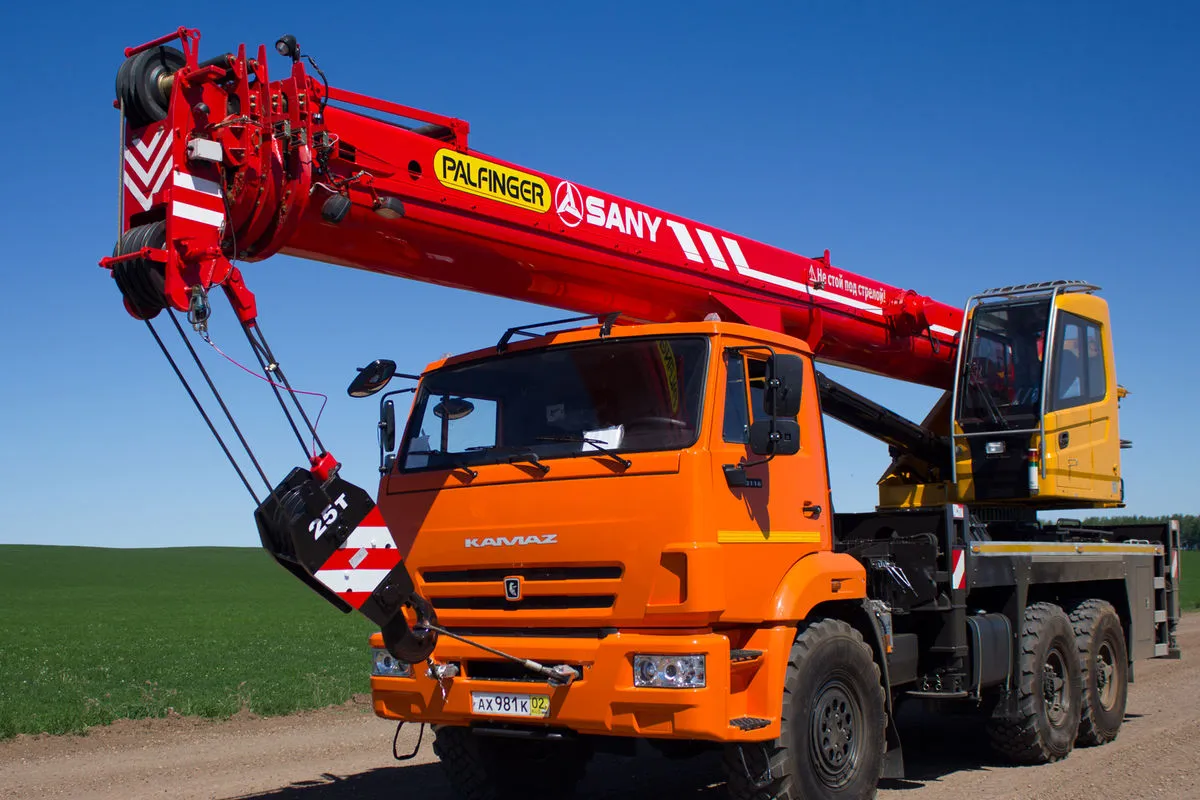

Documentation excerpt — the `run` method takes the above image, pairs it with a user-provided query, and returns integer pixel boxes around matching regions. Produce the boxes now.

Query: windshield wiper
[508,451,550,474]
[449,460,478,479]
[536,434,631,469]
[967,370,1009,430]
[466,444,552,475]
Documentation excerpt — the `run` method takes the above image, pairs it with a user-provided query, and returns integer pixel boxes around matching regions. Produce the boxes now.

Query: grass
[0,545,374,738]
[1180,551,1200,610]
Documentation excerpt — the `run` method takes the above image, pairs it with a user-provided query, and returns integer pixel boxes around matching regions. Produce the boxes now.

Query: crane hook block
[254,467,438,662]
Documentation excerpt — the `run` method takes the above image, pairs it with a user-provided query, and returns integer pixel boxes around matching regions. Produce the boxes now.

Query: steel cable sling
[141,307,327,507]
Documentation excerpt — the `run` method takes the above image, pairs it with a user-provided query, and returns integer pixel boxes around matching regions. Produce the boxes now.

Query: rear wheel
[987,602,1082,763]
[724,618,886,800]
[1069,599,1128,746]
[432,725,591,800]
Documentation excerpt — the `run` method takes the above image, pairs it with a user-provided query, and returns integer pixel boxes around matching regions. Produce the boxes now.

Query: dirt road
[3,616,1197,800]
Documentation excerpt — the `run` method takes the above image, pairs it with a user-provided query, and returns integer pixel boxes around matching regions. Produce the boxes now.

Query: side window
[1086,324,1106,401]
[747,359,769,421]
[1054,320,1084,405]
[1050,312,1106,410]
[722,354,749,443]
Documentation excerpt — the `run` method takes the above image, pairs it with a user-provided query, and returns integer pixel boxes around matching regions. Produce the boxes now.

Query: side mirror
[749,418,800,456]
[380,400,397,452]
[348,359,397,398]
[764,355,804,418]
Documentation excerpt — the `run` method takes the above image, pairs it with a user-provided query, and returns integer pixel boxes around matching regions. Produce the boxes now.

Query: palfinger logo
[555,181,584,227]
[434,149,550,213]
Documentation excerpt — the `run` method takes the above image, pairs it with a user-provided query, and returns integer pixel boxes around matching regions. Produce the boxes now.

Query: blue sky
[0,2,1196,547]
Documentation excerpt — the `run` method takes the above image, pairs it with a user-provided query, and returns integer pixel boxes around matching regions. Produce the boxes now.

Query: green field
[1181,551,1200,610]
[0,545,374,738]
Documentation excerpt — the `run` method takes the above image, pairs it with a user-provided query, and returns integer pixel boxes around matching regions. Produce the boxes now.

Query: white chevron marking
[123,157,173,211]
[132,129,164,160]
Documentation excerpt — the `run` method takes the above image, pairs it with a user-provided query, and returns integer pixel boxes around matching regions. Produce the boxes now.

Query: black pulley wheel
[380,597,439,663]
[116,46,185,128]
[112,221,167,319]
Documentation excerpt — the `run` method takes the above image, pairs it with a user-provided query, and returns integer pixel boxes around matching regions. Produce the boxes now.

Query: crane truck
[103,29,1182,800]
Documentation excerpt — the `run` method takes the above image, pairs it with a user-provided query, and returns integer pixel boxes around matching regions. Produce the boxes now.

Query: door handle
[1058,431,1070,449]
[803,501,822,519]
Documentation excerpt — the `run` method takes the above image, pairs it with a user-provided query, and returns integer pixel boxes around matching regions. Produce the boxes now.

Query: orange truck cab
[370,320,863,743]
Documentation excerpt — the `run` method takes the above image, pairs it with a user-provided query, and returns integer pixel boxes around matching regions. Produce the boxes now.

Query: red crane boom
[106,29,961,390]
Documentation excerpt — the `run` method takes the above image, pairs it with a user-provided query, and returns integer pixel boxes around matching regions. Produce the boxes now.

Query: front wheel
[724,618,886,800]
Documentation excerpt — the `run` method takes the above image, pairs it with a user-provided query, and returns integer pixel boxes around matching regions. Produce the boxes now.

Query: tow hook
[420,622,579,686]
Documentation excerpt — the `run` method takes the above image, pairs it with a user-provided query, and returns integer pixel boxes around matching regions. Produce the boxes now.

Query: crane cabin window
[958,299,1050,428]
[1050,312,1107,410]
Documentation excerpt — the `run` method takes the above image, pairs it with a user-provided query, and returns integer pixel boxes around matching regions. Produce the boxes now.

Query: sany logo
[555,181,662,242]
[464,534,558,548]
[554,181,584,227]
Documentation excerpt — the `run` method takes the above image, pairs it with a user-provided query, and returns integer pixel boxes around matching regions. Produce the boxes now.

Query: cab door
[1044,313,1093,491]
[1043,307,1119,501]
[708,346,832,621]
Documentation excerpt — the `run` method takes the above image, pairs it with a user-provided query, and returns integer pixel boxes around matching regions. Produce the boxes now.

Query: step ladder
[1153,519,1182,658]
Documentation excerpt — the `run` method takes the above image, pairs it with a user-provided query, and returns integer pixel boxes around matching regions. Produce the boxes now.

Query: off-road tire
[987,602,1082,764]
[432,725,591,800]
[1069,599,1128,746]
[724,618,886,800]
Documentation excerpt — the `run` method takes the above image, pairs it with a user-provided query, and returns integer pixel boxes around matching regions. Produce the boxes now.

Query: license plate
[470,692,550,718]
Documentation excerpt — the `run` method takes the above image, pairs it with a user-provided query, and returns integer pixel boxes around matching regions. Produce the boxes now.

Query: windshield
[957,299,1049,429]
[398,336,708,472]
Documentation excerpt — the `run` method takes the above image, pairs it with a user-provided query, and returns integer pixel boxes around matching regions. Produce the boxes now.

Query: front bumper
[370,627,794,742]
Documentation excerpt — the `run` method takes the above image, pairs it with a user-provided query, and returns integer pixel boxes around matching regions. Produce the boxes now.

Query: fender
[767,550,867,621]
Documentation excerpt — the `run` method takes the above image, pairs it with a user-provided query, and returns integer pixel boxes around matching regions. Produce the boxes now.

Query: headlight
[632,654,706,688]
[372,648,413,677]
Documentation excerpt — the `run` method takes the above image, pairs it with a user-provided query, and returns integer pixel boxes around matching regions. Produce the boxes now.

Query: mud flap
[254,467,438,661]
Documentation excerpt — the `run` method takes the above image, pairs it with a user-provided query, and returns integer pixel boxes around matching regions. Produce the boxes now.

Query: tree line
[1081,515,1200,548]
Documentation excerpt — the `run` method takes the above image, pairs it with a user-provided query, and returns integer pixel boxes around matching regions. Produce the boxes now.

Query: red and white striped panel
[951,548,966,591]
[123,126,173,212]
[313,519,400,610]
[171,170,225,229]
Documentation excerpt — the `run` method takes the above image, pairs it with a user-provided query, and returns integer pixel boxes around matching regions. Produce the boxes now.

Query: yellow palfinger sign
[435,149,550,213]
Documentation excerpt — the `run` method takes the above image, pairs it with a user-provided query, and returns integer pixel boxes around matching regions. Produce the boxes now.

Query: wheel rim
[809,677,864,788]
[1042,647,1070,727]
[1096,640,1119,710]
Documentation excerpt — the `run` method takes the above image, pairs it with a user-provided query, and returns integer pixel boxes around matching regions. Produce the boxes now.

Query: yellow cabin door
[1044,404,1092,492]
[1044,310,1119,500]
[709,348,831,620]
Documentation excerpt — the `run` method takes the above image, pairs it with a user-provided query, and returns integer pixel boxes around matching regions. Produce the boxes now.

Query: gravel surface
[2,615,1196,800]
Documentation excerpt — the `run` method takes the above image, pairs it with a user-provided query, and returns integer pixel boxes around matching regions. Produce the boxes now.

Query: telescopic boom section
[106,30,962,388]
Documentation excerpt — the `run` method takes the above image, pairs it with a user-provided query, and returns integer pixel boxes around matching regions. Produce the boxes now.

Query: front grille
[431,595,616,611]
[466,660,584,682]
[446,627,617,639]
[422,565,623,583]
